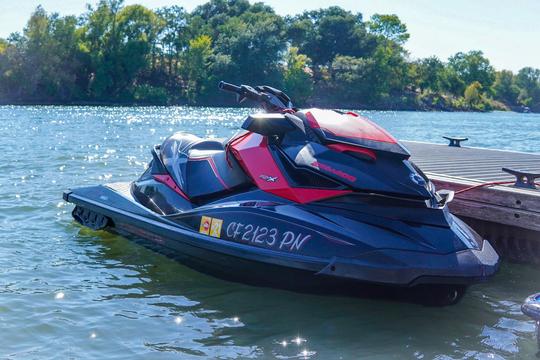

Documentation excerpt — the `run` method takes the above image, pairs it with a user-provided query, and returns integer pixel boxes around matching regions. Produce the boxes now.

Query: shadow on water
[74,225,540,359]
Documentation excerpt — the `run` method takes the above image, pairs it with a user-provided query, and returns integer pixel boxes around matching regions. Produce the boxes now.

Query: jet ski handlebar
[218,81,293,112]
[219,81,262,102]
[218,81,240,93]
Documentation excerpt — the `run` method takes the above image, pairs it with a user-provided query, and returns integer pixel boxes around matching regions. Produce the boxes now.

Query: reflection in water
[0,106,539,358]
[77,227,538,359]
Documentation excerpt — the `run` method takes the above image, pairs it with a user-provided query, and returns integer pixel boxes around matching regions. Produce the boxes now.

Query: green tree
[8,6,84,101]
[81,0,124,99]
[515,67,540,92]
[188,0,285,86]
[414,56,445,92]
[515,67,540,107]
[367,14,409,44]
[156,6,188,76]
[448,51,495,93]
[286,7,376,66]
[116,4,162,93]
[330,45,409,106]
[283,47,313,105]
[438,66,465,96]
[213,10,285,84]
[0,38,8,54]
[182,35,214,103]
[330,55,376,104]
[0,37,22,100]
[0,0,538,111]
[464,81,482,105]
[81,1,162,100]
[492,70,519,105]
[371,41,409,97]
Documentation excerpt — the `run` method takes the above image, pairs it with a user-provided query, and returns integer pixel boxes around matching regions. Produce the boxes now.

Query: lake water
[1,106,539,359]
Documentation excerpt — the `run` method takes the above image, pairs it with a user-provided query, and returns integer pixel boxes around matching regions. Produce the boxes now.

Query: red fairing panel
[230,133,351,203]
[305,109,397,144]
[327,143,376,160]
[153,174,190,200]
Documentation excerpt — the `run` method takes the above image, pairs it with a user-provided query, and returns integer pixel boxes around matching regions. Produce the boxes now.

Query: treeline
[0,0,539,112]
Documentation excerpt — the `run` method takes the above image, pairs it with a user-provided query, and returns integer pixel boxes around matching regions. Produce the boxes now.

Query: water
[0,106,539,359]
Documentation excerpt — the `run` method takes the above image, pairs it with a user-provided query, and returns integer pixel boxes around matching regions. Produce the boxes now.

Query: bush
[133,85,169,105]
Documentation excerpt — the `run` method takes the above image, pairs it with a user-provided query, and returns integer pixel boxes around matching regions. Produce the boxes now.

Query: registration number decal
[226,222,311,252]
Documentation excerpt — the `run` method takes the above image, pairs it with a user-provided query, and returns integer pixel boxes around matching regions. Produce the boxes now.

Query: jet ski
[63,81,499,305]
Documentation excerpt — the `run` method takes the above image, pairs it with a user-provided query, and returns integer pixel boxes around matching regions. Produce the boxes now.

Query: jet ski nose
[473,239,500,278]
[448,214,484,250]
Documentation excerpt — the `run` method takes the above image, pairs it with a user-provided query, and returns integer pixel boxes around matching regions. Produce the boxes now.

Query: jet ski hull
[64,183,498,305]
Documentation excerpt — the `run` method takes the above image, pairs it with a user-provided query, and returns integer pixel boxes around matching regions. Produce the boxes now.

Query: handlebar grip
[218,81,241,93]
[241,85,262,101]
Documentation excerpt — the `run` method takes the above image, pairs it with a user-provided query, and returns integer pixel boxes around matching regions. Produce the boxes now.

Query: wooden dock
[404,140,540,264]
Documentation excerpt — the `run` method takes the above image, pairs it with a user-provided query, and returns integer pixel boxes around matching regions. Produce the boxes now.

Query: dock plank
[404,141,540,183]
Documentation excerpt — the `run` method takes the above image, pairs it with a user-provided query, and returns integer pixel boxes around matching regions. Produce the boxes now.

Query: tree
[493,70,519,105]
[0,37,24,100]
[156,6,188,76]
[81,0,124,99]
[182,35,214,103]
[190,0,268,40]
[331,55,376,104]
[0,1,538,111]
[330,47,409,105]
[368,14,409,44]
[116,4,162,92]
[286,7,376,66]
[283,47,313,105]
[213,9,285,85]
[187,0,285,86]
[81,1,162,100]
[448,51,495,92]
[413,56,445,92]
[0,38,7,54]
[464,81,482,105]
[514,67,540,107]
[7,6,84,101]
[515,67,540,92]
[438,66,465,96]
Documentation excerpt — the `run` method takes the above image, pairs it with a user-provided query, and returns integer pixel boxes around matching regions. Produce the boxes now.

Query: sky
[0,0,539,72]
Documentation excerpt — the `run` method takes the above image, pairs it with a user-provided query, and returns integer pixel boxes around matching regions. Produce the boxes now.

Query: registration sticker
[199,216,212,235]
[210,218,223,238]
[199,216,223,238]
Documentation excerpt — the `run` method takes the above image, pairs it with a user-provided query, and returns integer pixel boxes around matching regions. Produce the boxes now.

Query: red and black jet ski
[63,81,499,305]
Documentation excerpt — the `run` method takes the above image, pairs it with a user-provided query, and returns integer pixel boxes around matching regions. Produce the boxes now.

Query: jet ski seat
[160,133,251,200]
[188,139,225,151]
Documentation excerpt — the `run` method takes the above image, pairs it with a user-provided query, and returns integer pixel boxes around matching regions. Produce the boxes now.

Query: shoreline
[0,100,534,113]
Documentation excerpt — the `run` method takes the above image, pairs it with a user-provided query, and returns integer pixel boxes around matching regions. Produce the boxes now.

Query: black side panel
[186,152,251,199]
[131,180,192,215]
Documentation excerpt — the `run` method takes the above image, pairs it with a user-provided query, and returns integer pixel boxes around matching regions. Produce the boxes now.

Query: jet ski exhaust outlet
[72,206,110,230]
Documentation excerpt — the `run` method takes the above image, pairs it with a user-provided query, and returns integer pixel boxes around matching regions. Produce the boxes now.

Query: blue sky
[1,0,538,72]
